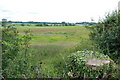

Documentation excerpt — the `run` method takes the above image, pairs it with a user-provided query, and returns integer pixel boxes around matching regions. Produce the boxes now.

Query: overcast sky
[0,0,119,22]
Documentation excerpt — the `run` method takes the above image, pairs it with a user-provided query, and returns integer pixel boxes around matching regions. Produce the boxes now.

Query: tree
[90,10,120,63]
[2,25,33,78]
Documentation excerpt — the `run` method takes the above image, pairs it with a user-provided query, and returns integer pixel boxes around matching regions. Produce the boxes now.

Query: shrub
[90,10,120,63]
[66,51,116,79]
[2,26,34,78]
[35,23,43,26]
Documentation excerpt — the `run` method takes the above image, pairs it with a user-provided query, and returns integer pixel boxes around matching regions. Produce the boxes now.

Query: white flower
[68,72,74,77]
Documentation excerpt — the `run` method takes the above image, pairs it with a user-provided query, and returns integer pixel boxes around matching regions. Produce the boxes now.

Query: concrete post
[118,1,120,12]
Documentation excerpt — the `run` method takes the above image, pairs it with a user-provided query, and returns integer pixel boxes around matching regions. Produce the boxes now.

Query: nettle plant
[66,51,116,78]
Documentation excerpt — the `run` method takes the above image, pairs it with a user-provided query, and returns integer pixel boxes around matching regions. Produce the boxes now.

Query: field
[2,9,120,78]
[16,26,94,77]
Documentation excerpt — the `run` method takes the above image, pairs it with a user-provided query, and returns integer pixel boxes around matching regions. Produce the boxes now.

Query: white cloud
[0,0,119,22]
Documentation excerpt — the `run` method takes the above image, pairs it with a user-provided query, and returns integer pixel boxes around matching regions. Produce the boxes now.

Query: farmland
[1,2,120,78]
[16,26,95,77]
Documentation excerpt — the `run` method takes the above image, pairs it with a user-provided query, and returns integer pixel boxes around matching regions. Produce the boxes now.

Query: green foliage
[2,26,33,78]
[35,23,44,26]
[21,23,25,26]
[36,23,48,26]
[90,10,120,63]
[66,51,116,78]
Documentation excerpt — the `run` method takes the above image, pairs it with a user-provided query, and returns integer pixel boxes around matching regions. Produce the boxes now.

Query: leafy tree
[2,25,33,78]
[90,10,120,63]
[21,23,25,26]
[35,23,43,26]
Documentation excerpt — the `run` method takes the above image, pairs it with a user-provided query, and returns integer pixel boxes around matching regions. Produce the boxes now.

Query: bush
[66,51,116,78]
[35,23,43,26]
[2,26,34,78]
[90,10,120,63]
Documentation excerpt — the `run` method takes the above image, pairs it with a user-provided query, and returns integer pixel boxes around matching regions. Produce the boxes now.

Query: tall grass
[16,26,94,77]
[2,25,95,78]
